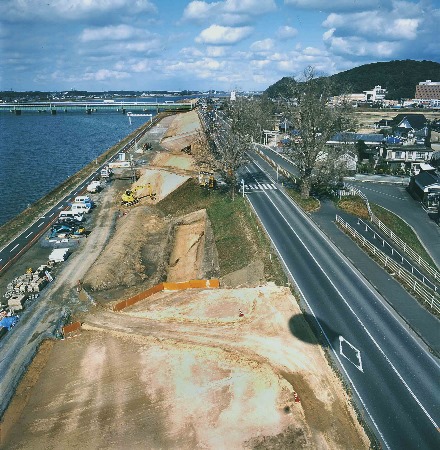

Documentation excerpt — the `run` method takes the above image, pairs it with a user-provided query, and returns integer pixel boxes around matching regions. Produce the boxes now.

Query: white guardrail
[336,214,440,314]
[341,184,440,283]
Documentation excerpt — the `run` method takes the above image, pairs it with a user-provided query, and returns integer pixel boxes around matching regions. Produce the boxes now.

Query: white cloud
[223,0,276,14]
[182,0,275,25]
[179,47,205,58]
[80,25,138,42]
[276,25,298,40]
[195,24,252,45]
[323,30,399,57]
[1,0,157,22]
[83,40,163,55]
[323,11,420,41]
[206,46,227,57]
[83,68,130,81]
[250,38,275,52]
[284,0,388,12]
[251,59,271,68]
[182,1,220,21]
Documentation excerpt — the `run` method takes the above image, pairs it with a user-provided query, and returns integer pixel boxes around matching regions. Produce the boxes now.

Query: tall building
[363,85,387,103]
[415,80,440,99]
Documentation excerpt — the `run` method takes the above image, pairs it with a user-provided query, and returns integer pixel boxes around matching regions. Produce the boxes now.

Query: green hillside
[265,60,440,100]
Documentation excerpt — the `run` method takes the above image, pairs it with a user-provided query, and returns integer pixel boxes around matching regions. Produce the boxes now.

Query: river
[0,106,157,227]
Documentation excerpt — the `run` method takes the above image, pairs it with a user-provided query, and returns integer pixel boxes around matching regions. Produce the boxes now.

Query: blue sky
[1,0,439,92]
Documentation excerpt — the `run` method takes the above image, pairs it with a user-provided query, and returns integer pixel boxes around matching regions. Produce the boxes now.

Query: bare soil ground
[3,286,368,450]
[354,110,439,133]
[1,111,369,449]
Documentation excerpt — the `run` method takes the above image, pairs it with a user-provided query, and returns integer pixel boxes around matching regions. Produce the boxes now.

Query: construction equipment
[121,183,156,206]
[198,170,216,189]
[49,224,85,239]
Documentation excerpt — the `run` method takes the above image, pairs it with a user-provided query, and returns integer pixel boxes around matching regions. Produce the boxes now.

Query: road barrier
[342,184,440,281]
[62,321,82,338]
[113,279,220,312]
[336,214,440,314]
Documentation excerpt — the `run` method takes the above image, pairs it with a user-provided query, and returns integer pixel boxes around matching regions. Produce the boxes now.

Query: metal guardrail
[355,218,439,292]
[370,214,440,281]
[336,214,440,314]
[342,183,440,281]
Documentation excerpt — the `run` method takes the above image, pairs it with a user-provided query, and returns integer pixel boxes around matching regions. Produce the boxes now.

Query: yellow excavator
[121,183,156,206]
[198,170,216,189]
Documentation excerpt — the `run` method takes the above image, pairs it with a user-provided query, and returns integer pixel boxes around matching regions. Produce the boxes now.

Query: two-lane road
[241,154,440,449]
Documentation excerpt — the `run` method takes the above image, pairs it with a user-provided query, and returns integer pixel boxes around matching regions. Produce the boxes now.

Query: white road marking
[10,244,19,252]
[25,232,33,238]
[339,336,363,372]
[48,212,54,217]
[37,222,44,228]
[245,167,389,448]
[58,206,63,210]
[246,160,439,434]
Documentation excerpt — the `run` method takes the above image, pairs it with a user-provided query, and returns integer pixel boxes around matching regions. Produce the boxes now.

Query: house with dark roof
[374,113,429,138]
[408,163,440,211]
[385,145,434,173]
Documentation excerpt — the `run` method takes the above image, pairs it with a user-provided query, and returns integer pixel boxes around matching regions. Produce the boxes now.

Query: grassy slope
[158,179,287,284]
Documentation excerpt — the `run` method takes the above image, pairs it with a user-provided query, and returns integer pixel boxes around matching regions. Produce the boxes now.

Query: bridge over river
[0,100,196,115]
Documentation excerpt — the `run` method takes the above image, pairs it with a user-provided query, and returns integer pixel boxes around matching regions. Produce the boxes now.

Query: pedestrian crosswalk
[243,183,277,191]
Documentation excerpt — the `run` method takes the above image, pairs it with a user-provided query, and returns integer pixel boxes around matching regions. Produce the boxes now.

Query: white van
[74,195,93,204]
[71,203,91,214]
[59,210,84,222]
[74,196,94,208]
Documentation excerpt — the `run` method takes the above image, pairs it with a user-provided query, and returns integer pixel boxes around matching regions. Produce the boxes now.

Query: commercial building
[415,80,440,100]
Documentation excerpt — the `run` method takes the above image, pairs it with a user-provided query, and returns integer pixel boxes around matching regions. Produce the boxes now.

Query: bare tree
[282,67,356,198]
[203,96,273,197]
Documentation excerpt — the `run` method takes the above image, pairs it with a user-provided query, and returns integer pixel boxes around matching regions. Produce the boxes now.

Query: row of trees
[198,67,356,199]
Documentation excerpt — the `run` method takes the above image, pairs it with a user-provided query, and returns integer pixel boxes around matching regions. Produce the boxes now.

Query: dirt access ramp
[3,285,368,449]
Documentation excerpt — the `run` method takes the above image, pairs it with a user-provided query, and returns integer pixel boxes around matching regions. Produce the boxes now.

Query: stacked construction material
[3,265,53,312]
[48,248,70,263]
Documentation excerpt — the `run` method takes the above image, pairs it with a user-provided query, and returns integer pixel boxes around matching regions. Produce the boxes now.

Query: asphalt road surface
[241,152,440,449]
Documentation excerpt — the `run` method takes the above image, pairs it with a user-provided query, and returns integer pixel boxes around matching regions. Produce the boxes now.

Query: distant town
[1,79,440,110]
[0,89,234,104]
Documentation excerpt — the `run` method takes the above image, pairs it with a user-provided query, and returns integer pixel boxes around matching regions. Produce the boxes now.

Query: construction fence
[113,279,220,312]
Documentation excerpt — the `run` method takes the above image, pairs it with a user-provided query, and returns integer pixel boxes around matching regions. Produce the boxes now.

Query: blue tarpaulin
[0,316,19,330]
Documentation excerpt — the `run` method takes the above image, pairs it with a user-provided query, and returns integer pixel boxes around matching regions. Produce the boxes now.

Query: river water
[0,108,155,227]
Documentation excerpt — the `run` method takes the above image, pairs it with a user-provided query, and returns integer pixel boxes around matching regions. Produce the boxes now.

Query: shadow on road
[288,312,340,348]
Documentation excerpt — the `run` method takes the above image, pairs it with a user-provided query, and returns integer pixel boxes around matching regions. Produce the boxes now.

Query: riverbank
[0,113,172,251]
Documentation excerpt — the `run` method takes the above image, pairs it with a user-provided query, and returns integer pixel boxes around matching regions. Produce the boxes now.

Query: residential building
[385,145,433,173]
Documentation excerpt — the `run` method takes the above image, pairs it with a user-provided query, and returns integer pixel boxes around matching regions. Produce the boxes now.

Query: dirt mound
[160,110,202,156]
[167,209,219,282]
[83,207,169,292]
[135,168,190,201]
[82,207,219,295]
[3,285,368,449]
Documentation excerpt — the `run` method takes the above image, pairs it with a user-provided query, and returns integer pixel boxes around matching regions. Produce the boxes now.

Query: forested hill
[265,60,440,100]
